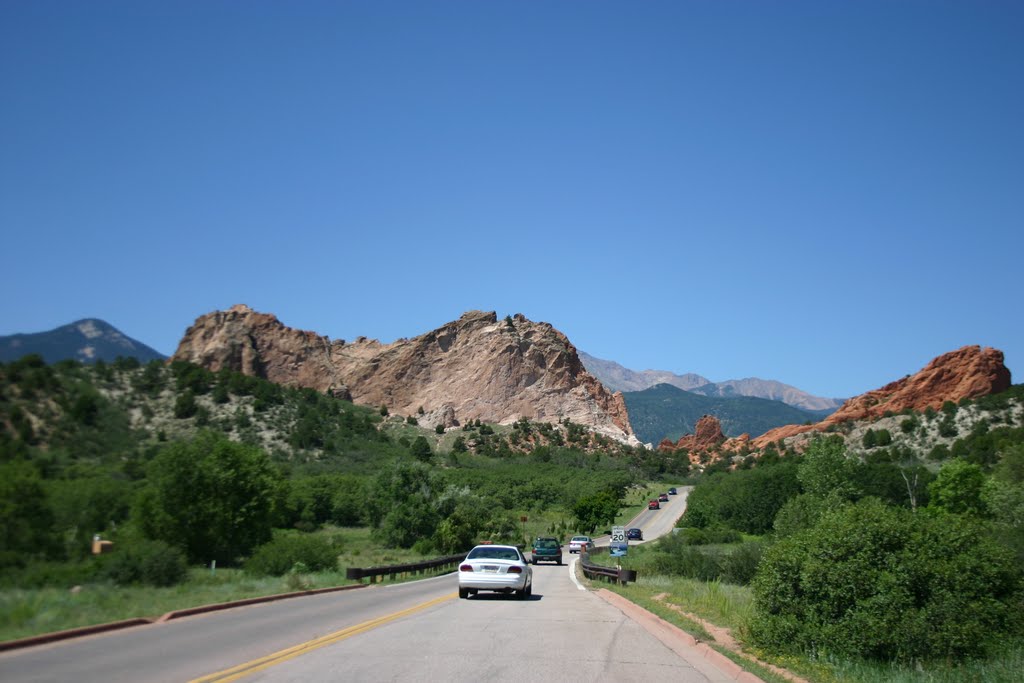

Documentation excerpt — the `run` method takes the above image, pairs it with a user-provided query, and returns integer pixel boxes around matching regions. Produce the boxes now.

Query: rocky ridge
[750,345,1011,448]
[658,414,733,462]
[580,352,843,412]
[171,305,637,444]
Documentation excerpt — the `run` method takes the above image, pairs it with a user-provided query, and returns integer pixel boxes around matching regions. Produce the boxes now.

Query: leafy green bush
[938,414,958,437]
[649,527,756,584]
[720,542,763,585]
[749,499,1022,663]
[900,416,918,434]
[676,527,709,545]
[679,461,800,534]
[245,533,339,576]
[101,539,188,587]
[0,558,102,588]
[651,544,721,581]
[134,432,281,564]
[703,524,742,544]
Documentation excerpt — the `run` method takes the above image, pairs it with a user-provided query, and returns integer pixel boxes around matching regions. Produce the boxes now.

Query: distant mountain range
[579,351,844,412]
[622,383,828,445]
[0,319,166,364]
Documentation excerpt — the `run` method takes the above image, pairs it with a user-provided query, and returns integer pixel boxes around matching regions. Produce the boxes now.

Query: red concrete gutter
[597,589,765,683]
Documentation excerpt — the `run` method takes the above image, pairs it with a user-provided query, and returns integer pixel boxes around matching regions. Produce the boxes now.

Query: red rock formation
[753,345,1012,448]
[171,306,636,444]
[659,415,727,453]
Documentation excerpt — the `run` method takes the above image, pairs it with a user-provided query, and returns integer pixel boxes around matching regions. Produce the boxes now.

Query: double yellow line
[190,592,456,682]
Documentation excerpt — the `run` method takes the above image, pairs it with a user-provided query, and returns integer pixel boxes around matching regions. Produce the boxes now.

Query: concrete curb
[156,582,367,622]
[0,583,368,652]
[0,618,152,653]
[596,589,765,683]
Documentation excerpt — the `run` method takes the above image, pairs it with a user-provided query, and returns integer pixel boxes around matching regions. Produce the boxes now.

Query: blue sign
[610,542,628,557]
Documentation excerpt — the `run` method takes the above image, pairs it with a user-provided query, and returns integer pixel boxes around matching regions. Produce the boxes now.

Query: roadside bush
[772,493,836,537]
[703,524,742,544]
[651,545,722,581]
[720,542,763,585]
[0,559,103,588]
[676,527,709,545]
[101,539,188,587]
[679,462,799,534]
[245,533,339,576]
[749,499,1022,663]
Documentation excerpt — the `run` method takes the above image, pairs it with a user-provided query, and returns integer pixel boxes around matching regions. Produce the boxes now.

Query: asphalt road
[0,487,704,683]
[590,485,691,548]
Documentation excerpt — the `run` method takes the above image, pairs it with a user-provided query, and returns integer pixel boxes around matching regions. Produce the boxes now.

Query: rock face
[168,305,349,393]
[171,306,637,444]
[753,345,1011,448]
[658,415,727,454]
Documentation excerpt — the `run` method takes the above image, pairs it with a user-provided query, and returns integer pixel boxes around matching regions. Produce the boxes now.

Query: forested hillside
[0,355,686,588]
[623,382,823,444]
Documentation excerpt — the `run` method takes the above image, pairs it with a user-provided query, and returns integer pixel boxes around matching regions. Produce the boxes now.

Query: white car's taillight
[507,566,523,574]
[459,564,473,572]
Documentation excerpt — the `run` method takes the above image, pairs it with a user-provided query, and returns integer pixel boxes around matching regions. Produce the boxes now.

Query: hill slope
[0,319,166,364]
[623,383,822,445]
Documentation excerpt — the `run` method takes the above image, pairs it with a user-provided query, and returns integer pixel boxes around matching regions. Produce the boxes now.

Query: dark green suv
[531,537,563,565]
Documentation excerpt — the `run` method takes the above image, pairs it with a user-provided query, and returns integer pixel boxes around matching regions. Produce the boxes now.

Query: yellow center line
[189,592,456,683]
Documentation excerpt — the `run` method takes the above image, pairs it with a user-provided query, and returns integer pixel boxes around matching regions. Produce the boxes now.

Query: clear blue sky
[2,1,1021,399]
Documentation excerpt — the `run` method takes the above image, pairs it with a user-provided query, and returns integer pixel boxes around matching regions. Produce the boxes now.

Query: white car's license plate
[482,565,499,573]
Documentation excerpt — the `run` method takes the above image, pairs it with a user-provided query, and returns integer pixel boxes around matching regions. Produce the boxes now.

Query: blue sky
[2,1,1021,399]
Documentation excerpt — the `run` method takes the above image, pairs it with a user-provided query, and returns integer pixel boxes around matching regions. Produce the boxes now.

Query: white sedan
[458,544,533,600]
[568,536,592,553]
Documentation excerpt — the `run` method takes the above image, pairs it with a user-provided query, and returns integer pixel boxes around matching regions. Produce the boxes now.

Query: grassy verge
[595,571,1024,683]
[0,527,456,643]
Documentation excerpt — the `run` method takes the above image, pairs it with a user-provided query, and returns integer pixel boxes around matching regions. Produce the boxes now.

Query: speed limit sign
[611,526,626,543]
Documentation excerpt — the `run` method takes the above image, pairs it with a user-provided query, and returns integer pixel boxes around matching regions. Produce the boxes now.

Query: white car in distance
[458,544,533,600]
[568,536,592,553]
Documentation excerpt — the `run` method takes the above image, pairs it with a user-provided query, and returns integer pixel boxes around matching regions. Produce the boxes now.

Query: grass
[590,542,1024,683]
[0,526,457,643]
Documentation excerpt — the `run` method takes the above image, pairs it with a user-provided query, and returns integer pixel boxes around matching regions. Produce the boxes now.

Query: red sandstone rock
[659,415,726,453]
[753,345,1011,448]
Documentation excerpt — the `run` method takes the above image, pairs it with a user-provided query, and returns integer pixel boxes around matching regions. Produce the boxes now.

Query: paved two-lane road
[1,486,725,682]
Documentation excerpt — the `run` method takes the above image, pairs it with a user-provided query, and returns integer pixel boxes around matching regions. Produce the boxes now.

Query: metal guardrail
[345,552,468,583]
[580,547,638,585]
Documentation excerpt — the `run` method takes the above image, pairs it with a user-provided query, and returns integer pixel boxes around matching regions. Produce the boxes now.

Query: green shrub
[0,559,102,588]
[679,462,800,534]
[938,414,958,437]
[720,542,763,585]
[703,525,742,544]
[749,499,1022,663]
[245,533,339,576]
[677,527,708,545]
[651,545,722,581]
[101,539,188,587]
